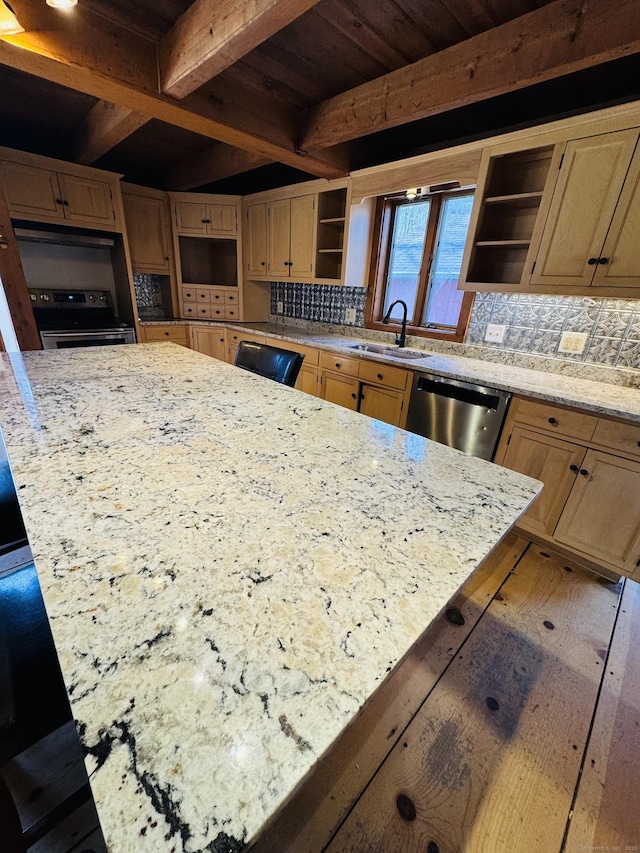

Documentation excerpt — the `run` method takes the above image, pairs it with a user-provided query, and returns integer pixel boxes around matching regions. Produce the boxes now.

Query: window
[367,189,475,341]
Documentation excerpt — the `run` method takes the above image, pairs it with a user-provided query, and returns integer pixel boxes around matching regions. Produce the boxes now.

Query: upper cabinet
[244,181,350,285]
[122,184,172,274]
[460,126,640,299]
[0,160,116,229]
[531,129,640,290]
[173,197,238,237]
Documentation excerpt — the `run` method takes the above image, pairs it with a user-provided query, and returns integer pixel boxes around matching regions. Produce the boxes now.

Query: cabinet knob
[548,417,558,425]
[164,331,169,336]
[351,392,357,399]
[569,464,579,472]
[579,469,589,477]
[55,198,63,205]
[335,362,341,369]
[260,261,265,266]
[598,257,609,265]
[377,373,383,380]
[587,257,598,265]
[63,200,69,206]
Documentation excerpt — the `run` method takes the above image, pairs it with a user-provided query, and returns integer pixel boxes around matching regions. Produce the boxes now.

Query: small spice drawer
[320,351,360,376]
[512,398,598,442]
[358,360,408,391]
[182,287,197,303]
[592,418,640,459]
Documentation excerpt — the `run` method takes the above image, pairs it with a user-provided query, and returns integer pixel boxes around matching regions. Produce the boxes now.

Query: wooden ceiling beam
[300,0,640,150]
[0,0,346,179]
[74,102,150,165]
[166,145,272,191]
[159,0,323,100]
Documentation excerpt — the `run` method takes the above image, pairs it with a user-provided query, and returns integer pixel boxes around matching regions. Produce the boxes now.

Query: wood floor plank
[248,534,529,852]
[564,578,640,852]
[326,547,622,853]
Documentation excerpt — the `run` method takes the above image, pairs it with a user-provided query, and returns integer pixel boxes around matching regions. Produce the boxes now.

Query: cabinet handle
[0,240,8,250]
[202,219,211,224]
[351,392,357,399]
[598,257,609,265]
[261,261,265,266]
[548,417,558,425]
[55,198,64,205]
[569,464,579,472]
[579,469,589,476]
[164,331,169,336]
[377,373,383,380]
[587,257,598,265]
[63,200,69,206]
[335,362,341,369]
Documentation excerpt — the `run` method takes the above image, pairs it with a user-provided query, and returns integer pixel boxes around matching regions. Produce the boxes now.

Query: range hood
[14,227,115,249]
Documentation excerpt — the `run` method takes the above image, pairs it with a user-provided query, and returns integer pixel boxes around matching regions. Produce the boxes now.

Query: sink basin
[349,343,429,360]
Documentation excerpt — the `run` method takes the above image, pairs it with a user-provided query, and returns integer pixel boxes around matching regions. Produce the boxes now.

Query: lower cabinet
[190,325,226,360]
[495,397,640,578]
[319,351,410,428]
[138,323,190,347]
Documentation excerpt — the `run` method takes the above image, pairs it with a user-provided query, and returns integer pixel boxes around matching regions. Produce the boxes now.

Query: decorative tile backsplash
[467,293,640,369]
[270,282,367,326]
[133,273,168,319]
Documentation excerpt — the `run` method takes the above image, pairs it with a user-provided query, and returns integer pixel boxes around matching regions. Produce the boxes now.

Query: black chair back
[234,341,304,387]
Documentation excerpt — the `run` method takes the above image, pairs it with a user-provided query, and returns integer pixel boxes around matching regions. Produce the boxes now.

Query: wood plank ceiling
[1,0,640,194]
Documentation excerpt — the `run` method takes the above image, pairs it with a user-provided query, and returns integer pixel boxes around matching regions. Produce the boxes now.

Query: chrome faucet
[383,300,408,348]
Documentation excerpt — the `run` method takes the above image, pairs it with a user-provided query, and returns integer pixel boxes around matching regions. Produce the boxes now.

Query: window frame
[365,188,475,343]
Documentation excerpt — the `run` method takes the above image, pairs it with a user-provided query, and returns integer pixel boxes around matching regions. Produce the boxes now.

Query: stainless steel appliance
[405,371,511,461]
[29,288,135,350]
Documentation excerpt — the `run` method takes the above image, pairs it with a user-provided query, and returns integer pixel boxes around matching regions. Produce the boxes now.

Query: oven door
[40,329,136,349]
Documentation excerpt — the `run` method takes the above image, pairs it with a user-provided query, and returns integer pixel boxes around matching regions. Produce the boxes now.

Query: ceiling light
[0,0,24,35]
[46,0,78,8]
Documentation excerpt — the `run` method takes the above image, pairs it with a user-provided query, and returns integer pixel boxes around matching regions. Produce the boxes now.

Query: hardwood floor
[251,535,640,853]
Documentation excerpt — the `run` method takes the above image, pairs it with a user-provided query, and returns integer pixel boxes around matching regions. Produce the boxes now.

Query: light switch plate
[485,324,506,343]
[558,331,588,354]
[345,307,356,324]
[276,301,284,314]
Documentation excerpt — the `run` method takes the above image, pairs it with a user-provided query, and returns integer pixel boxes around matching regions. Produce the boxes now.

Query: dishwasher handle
[414,375,504,410]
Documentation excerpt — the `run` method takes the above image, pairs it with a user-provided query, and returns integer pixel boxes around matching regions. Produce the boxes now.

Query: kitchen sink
[349,343,430,360]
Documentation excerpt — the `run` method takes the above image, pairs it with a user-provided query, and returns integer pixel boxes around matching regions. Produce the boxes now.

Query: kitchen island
[0,344,540,852]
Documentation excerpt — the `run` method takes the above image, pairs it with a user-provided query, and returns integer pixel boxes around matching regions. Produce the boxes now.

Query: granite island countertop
[143,318,640,422]
[0,344,540,852]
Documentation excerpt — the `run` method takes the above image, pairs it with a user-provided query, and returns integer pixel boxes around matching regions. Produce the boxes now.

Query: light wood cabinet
[319,350,410,428]
[495,397,640,578]
[0,160,115,228]
[181,286,239,322]
[224,328,270,364]
[267,195,316,279]
[138,324,189,347]
[174,199,237,236]
[531,129,640,288]
[246,202,267,276]
[190,325,227,361]
[122,186,172,274]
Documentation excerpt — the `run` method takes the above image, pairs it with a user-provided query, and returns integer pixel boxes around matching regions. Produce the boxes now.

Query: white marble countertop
[143,318,640,422]
[0,345,539,852]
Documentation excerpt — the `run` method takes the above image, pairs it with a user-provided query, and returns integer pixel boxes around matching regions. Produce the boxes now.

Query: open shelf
[475,239,531,247]
[319,217,346,224]
[483,192,544,207]
[315,187,348,281]
[178,236,237,287]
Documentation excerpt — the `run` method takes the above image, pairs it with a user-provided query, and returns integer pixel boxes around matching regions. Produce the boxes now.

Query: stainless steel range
[29,288,136,350]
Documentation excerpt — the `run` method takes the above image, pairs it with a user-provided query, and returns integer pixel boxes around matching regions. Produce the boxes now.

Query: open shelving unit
[463,146,555,286]
[315,188,347,280]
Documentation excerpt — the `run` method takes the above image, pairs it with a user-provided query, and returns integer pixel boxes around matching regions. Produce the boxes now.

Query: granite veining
[0,345,540,852]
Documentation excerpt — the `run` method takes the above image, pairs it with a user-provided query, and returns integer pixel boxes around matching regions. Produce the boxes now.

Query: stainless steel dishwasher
[404,371,511,461]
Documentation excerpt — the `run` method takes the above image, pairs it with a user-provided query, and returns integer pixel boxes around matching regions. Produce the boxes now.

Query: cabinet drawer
[512,398,597,441]
[182,287,197,302]
[210,290,226,303]
[267,339,319,366]
[225,307,239,321]
[224,291,239,304]
[183,304,198,317]
[358,360,409,391]
[195,304,212,319]
[142,325,188,344]
[320,351,360,376]
[196,288,212,302]
[592,418,640,458]
[210,305,226,319]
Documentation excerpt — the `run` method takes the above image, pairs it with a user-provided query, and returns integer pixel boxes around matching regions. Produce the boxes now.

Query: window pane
[424,194,473,328]
[383,200,430,319]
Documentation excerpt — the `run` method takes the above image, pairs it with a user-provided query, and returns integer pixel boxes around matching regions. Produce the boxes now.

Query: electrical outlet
[484,324,506,343]
[558,331,588,354]
[276,301,284,314]
[345,307,356,324]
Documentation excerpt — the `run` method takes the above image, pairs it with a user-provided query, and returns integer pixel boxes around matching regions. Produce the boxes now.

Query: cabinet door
[321,371,359,410]
[359,384,404,427]
[0,161,64,220]
[295,364,318,396]
[268,198,291,278]
[174,201,208,235]
[500,427,586,536]
[206,204,237,236]
[123,193,171,273]
[594,141,640,289]
[246,203,268,276]
[140,324,189,346]
[531,130,638,286]
[57,174,114,226]
[290,194,316,278]
[554,450,640,574]
[190,326,226,360]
